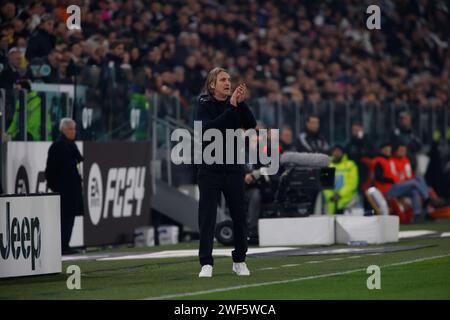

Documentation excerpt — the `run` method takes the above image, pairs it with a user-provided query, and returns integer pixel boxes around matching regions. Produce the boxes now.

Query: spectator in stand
[0,1,16,25]
[426,131,450,200]
[0,47,25,126]
[27,48,62,83]
[298,115,329,154]
[6,78,51,141]
[0,0,448,146]
[279,125,297,153]
[25,13,55,61]
[323,145,359,214]
[391,143,414,182]
[345,122,374,208]
[373,142,433,223]
[391,142,445,207]
[66,41,86,81]
[391,111,422,171]
[0,47,23,90]
[99,41,131,136]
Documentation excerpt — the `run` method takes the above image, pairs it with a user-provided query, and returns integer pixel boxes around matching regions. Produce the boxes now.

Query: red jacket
[391,156,414,182]
[373,156,399,193]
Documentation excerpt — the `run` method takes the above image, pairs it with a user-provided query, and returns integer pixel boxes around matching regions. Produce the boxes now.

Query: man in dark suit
[195,67,256,277]
[45,118,83,254]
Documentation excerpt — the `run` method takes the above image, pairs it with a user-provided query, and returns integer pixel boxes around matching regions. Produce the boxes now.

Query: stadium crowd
[1,0,449,115]
[0,0,449,219]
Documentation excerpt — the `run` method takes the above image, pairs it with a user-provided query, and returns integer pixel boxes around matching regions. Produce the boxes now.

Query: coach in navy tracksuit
[195,67,256,277]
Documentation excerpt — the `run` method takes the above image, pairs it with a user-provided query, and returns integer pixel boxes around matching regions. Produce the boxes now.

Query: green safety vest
[323,154,359,214]
[6,91,52,141]
[128,93,150,140]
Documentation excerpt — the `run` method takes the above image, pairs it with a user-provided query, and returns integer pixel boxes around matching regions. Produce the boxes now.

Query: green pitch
[1,219,450,300]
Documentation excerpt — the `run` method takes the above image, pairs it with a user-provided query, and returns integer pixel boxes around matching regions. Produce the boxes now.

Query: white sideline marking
[441,232,450,238]
[328,258,343,261]
[348,255,362,259]
[281,264,299,268]
[399,230,437,239]
[259,267,278,270]
[305,260,322,264]
[97,247,295,261]
[144,254,450,300]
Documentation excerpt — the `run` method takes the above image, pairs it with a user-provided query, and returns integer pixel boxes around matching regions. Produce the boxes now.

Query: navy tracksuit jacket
[195,94,256,266]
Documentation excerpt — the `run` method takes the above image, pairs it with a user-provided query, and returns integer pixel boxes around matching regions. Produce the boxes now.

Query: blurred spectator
[323,145,359,214]
[0,1,16,25]
[66,41,86,81]
[345,122,374,196]
[391,111,422,170]
[0,47,24,90]
[0,0,447,144]
[298,115,329,153]
[28,48,62,82]
[25,13,55,61]
[99,41,131,136]
[0,0,446,111]
[6,78,51,141]
[392,142,446,211]
[426,131,450,199]
[183,55,205,99]
[391,143,414,182]
[373,142,433,222]
[279,125,297,152]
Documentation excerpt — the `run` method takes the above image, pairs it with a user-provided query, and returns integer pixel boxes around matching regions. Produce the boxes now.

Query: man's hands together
[230,83,247,107]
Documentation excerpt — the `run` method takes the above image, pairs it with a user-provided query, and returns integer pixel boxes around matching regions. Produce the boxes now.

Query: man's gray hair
[59,118,76,131]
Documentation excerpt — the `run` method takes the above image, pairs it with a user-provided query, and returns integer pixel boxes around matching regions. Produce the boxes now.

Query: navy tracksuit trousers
[198,169,248,266]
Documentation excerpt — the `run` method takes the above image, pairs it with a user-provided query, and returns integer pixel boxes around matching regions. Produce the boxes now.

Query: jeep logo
[0,202,41,271]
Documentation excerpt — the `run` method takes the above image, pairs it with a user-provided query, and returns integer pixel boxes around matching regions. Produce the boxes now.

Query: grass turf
[0,219,449,300]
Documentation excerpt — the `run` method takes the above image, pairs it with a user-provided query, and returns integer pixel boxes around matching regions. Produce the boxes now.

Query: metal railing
[1,85,448,148]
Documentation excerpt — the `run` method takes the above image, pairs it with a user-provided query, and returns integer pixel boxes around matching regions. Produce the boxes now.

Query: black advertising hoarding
[83,141,152,246]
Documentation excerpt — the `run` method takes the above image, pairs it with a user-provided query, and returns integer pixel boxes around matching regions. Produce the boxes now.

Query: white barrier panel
[69,216,84,248]
[258,216,335,246]
[0,194,62,278]
[134,226,155,247]
[335,215,399,244]
[158,225,179,245]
